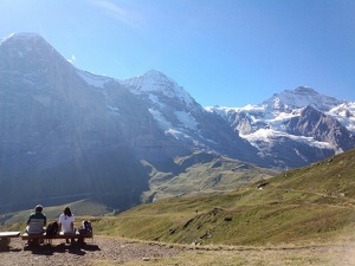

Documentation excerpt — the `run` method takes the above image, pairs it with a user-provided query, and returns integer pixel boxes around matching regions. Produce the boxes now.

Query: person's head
[63,207,72,217]
[35,204,43,213]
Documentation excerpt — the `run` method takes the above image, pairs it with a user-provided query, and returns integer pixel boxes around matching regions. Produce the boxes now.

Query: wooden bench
[21,231,93,245]
[0,231,21,249]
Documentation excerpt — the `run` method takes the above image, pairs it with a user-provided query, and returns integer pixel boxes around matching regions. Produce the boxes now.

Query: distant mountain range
[207,87,355,168]
[0,32,354,212]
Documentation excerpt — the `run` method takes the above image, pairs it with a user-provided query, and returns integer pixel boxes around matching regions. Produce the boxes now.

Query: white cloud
[67,55,76,64]
[90,0,142,28]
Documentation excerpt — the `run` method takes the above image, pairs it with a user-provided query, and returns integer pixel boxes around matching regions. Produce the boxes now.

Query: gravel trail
[0,236,182,266]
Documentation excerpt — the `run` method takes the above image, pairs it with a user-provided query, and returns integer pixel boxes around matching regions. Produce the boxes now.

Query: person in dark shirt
[26,204,47,235]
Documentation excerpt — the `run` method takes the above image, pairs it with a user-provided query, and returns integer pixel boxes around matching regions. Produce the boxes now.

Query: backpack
[46,221,59,236]
[79,220,92,234]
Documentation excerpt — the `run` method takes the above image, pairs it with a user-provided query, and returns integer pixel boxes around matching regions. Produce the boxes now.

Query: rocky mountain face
[121,70,262,165]
[285,106,354,151]
[0,33,159,211]
[207,87,355,169]
[0,33,354,212]
[0,33,264,212]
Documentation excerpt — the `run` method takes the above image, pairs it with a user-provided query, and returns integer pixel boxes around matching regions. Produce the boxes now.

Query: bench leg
[0,238,11,250]
[27,238,41,246]
[77,237,85,245]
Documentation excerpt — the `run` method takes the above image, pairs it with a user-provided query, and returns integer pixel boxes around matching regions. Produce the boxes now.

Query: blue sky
[0,0,354,106]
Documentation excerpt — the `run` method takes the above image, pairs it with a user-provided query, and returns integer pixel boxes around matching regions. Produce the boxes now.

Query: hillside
[93,149,355,246]
[0,150,354,265]
[141,152,277,202]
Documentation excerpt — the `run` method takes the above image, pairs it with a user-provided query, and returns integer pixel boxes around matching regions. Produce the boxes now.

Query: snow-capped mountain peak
[0,31,69,70]
[121,69,205,142]
[263,86,344,112]
[0,32,45,46]
[122,69,195,107]
[142,69,171,83]
[207,87,354,168]
[327,102,355,132]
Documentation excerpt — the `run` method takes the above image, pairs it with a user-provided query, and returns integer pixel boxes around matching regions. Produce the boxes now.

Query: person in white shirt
[58,207,75,243]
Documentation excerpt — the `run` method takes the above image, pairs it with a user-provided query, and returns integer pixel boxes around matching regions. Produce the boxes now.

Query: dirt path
[1,235,354,265]
[0,236,182,266]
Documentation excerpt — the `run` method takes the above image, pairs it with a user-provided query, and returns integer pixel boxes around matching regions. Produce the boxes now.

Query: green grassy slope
[94,149,355,246]
[142,152,277,202]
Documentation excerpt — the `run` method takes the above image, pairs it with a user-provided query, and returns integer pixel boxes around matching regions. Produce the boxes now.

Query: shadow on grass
[24,242,100,256]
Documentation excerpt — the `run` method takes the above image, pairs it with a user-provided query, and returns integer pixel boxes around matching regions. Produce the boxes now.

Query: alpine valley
[0,33,354,213]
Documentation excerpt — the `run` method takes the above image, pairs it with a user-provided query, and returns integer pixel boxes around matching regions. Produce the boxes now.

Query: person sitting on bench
[25,204,46,245]
[26,204,47,235]
[58,207,75,243]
